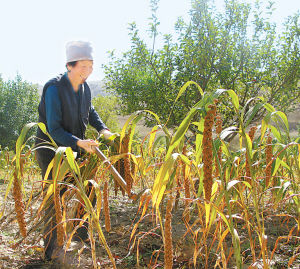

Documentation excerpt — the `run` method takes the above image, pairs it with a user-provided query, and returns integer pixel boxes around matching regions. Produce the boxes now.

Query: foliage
[0,146,10,170]
[103,0,300,131]
[86,94,121,139]
[0,75,39,149]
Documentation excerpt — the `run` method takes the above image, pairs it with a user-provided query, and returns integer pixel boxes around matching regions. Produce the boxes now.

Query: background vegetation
[0,75,39,149]
[103,0,299,132]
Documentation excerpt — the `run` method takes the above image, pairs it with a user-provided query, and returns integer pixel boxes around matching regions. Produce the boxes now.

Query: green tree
[103,0,300,131]
[86,94,121,139]
[0,75,39,149]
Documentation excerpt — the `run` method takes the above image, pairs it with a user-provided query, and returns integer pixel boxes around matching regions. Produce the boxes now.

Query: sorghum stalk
[13,171,27,237]
[54,184,64,246]
[215,113,223,177]
[114,180,119,196]
[245,126,257,183]
[182,145,190,222]
[103,181,111,232]
[118,159,125,196]
[164,195,174,269]
[89,216,97,269]
[265,134,273,187]
[123,129,133,194]
[174,165,181,211]
[203,104,216,201]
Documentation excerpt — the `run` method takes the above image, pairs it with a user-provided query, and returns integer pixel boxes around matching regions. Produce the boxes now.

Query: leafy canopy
[0,75,39,149]
[103,0,300,131]
[86,94,121,139]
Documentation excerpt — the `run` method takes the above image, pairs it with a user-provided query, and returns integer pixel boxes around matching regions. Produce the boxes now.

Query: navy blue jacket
[36,73,107,158]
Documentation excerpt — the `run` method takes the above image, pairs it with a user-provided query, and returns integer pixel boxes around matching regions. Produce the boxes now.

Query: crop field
[0,84,299,268]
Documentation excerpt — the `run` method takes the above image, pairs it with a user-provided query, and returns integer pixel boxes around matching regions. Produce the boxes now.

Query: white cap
[66,41,93,63]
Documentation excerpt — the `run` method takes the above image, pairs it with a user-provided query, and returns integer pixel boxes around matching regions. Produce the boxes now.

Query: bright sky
[0,0,299,85]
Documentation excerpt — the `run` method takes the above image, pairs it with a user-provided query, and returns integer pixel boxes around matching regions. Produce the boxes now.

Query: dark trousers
[36,150,93,260]
[36,150,57,259]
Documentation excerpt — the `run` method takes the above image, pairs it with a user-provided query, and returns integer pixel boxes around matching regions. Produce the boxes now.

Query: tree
[103,0,300,131]
[0,75,39,149]
[85,94,121,139]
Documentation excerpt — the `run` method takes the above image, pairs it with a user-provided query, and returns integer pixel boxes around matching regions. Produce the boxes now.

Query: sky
[0,0,299,85]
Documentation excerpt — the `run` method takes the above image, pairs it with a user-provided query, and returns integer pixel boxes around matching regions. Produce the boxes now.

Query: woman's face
[69,60,93,83]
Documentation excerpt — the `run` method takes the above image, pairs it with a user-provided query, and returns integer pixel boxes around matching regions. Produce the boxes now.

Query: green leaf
[244,133,253,158]
[263,103,276,113]
[227,90,239,111]
[221,141,231,158]
[152,153,179,209]
[270,125,281,141]
[244,102,264,128]
[195,118,205,164]
[65,147,81,176]
[148,126,160,155]
[52,147,66,195]
[174,81,204,105]
[272,158,290,176]
[271,111,289,132]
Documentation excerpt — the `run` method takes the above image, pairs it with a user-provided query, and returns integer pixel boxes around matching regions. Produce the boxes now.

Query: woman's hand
[99,129,119,145]
[99,129,114,140]
[77,139,99,153]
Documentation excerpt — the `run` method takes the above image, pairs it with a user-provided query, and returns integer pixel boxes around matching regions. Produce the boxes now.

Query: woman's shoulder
[45,73,65,86]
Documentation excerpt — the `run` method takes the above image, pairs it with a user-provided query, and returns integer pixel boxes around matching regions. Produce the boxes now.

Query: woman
[35,41,113,261]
